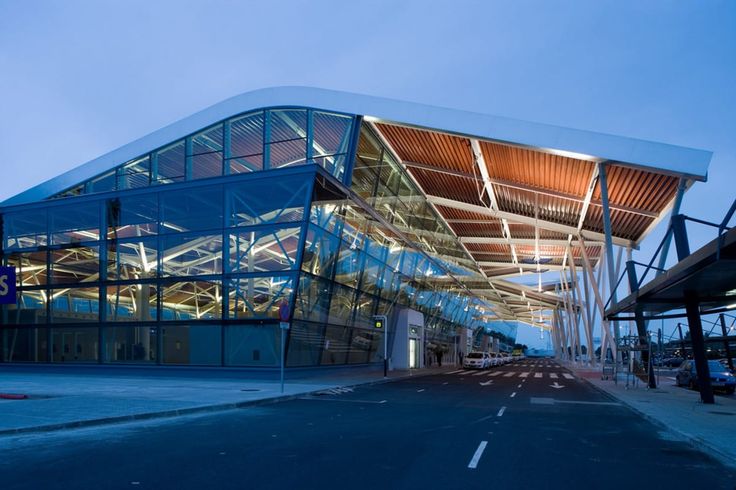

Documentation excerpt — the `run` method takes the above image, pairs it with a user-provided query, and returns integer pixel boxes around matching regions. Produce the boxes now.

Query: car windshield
[708,361,728,372]
[467,353,483,359]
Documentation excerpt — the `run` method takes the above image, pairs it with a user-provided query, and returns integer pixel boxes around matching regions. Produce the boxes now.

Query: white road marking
[550,373,558,379]
[519,372,530,378]
[489,371,503,376]
[497,406,506,417]
[468,441,488,469]
[503,372,515,377]
[517,384,522,388]
[443,382,449,385]
[534,372,543,378]
[510,392,516,398]
[562,373,574,379]
[448,369,465,374]
[472,370,489,376]
[417,389,425,392]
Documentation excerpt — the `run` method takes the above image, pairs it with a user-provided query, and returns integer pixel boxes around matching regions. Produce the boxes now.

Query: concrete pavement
[568,362,736,469]
[0,364,456,435]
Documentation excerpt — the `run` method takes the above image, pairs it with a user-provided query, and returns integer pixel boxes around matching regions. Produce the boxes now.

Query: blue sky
[1,1,734,347]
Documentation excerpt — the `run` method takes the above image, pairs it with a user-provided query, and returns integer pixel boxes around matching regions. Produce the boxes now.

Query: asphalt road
[2,360,734,489]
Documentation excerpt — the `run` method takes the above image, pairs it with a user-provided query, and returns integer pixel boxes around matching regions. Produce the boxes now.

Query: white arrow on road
[550,382,565,389]
[479,380,494,386]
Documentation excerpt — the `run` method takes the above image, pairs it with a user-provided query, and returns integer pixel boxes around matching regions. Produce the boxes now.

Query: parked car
[675,360,736,394]
[463,352,490,369]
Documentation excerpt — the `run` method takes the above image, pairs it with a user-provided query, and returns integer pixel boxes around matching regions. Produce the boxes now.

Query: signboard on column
[0,266,16,305]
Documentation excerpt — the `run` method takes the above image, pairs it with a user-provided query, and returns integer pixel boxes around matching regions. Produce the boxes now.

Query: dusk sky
[1,1,734,347]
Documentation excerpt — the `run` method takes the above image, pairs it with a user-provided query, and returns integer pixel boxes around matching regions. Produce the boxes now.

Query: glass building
[2,87,707,368]
[0,93,517,367]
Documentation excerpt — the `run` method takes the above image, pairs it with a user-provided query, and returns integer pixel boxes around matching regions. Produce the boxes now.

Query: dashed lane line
[497,406,506,417]
[468,441,488,469]
[510,392,516,398]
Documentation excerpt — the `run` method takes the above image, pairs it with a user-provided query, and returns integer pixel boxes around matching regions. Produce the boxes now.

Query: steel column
[656,177,686,275]
[719,314,734,371]
[685,293,715,404]
[597,162,620,353]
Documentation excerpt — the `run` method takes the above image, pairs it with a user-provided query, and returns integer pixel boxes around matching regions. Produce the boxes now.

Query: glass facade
[0,111,516,367]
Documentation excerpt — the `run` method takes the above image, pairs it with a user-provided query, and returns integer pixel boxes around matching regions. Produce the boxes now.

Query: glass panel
[107,238,158,280]
[50,246,99,285]
[229,154,264,175]
[1,290,46,325]
[119,156,150,190]
[162,325,221,365]
[155,141,186,183]
[228,226,301,273]
[328,283,355,326]
[230,111,264,163]
[286,321,324,367]
[353,291,377,328]
[109,194,159,238]
[161,234,223,277]
[50,202,100,244]
[224,324,278,366]
[309,202,343,236]
[191,152,223,180]
[1,327,48,362]
[103,326,157,363]
[106,283,158,321]
[227,175,308,226]
[269,109,307,143]
[359,255,384,296]
[312,111,352,179]
[161,186,222,233]
[268,139,307,169]
[3,209,48,250]
[348,327,378,364]
[7,251,48,286]
[301,225,339,279]
[321,325,350,365]
[293,273,330,323]
[229,275,294,319]
[334,241,361,288]
[50,287,99,323]
[51,327,99,362]
[191,125,223,154]
[160,280,222,321]
[90,171,116,193]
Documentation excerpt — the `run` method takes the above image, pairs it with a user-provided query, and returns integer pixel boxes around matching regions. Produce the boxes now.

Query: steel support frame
[598,161,621,357]
[578,235,617,361]
[569,248,595,366]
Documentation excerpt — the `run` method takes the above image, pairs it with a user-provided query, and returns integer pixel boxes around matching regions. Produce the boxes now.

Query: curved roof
[2,86,711,207]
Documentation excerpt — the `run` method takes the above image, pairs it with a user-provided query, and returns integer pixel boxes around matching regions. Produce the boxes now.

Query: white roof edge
[2,86,712,206]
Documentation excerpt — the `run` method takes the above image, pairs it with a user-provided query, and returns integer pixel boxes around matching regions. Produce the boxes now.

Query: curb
[0,368,447,437]
[575,371,736,471]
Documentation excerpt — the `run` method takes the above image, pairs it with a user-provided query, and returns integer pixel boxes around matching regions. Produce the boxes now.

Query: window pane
[160,280,222,321]
[50,202,100,244]
[268,138,307,169]
[228,275,294,319]
[3,209,48,250]
[192,152,223,180]
[286,321,324,367]
[321,325,350,365]
[312,112,352,179]
[109,194,159,238]
[1,291,46,325]
[50,246,99,285]
[224,324,278,367]
[301,225,339,279]
[89,171,116,193]
[334,241,361,288]
[106,284,157,322]
[162,325,221,365]
[293,273,330,323]
[227,175,308,226]
[107,238,158,280]
[229,226,301,273]
[119,156,150,190]
[103,326,157,363]
[155,141,186,183]
[328,283,355,326]
[191,125,223,155]
[161,234,223,277]
[161,186,223,233]
[7,251,48,286]
[228,154,263,175]
[51,327,99,362]
[230,112,263,162]
[1,327,48,362]
[269,109,306,143]
[50,287,99,323]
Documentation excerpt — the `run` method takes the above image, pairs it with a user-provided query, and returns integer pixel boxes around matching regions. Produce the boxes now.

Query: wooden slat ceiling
[374,121,683,320]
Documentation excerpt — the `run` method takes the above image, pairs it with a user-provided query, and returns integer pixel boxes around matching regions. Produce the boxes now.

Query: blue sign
[0,266,17,304]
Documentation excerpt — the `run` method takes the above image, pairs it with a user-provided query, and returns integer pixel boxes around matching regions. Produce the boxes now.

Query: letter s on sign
[0,275,8,296]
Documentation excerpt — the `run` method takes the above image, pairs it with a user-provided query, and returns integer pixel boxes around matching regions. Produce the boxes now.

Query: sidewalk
[0,364,455,436]
[567,363,736,468]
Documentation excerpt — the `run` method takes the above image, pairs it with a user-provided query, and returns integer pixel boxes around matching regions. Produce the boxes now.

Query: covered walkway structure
[0,87,711,370]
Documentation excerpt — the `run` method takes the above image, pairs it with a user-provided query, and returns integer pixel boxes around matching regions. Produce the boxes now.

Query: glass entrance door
[409,338,419,369]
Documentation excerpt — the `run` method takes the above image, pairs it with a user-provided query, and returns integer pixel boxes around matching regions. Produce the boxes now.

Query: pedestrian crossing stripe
[489,371,503,376]
[472,370,489,376]
[549,373,558,379]
[563,373,574,379]
[534,372,543,378]
[519,372,529,378]
[503,372,515,377]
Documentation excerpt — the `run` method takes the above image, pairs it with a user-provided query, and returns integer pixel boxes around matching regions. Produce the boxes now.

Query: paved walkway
[0,364,456,435]
[566,362,736,468]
